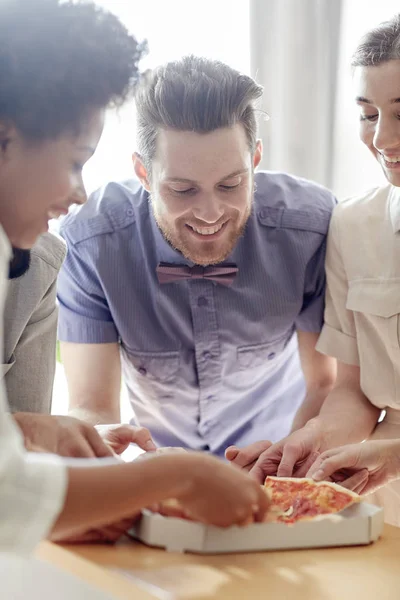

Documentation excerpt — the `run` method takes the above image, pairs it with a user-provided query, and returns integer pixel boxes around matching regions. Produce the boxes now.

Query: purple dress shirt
[57,171,336,456]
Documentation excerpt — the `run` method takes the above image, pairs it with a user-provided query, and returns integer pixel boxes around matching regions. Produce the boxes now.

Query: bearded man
[57,56,337,457]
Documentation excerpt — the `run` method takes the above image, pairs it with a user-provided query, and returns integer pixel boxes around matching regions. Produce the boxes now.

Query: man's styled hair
[0,0,145,140]
[352,13,400,67]
[135,55,263,169]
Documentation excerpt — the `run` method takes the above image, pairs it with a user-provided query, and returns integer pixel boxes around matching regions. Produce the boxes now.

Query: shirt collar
[389,185,400,233]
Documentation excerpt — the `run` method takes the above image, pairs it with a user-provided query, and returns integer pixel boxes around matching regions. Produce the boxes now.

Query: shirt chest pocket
[127,349,180,383]
[346,281,400,349]
[236,334,290,369]
[346,280,400,408]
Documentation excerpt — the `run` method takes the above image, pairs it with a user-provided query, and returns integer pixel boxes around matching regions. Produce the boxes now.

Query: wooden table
[36,525,400,600]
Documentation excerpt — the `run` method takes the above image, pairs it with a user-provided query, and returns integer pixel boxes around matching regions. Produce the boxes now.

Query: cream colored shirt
[317,184,400,417]
[0,226,66,554]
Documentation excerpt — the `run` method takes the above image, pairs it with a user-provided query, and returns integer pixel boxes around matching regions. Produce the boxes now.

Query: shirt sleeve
[295,236,327,334]
[316,207,359,365]
[0,379,67,555]
[57,236,118,344]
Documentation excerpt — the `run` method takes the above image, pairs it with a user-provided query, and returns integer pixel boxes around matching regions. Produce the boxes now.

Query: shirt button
[127,208,134,217]
[197,296,208,307]
[203,351,212,360]
[268,352,276,360]
[138,366,147,375]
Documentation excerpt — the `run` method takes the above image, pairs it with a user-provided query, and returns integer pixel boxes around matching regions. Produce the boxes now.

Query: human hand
[229,421,324,484]
[174,453,270,527]
[51,515,141,544]
[307,439,400,495]
[225,440,273,472]
[13,413,114,458]
[95,423,156,455]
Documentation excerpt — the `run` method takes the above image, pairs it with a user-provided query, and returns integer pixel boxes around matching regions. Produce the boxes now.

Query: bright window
[82,0,250,195]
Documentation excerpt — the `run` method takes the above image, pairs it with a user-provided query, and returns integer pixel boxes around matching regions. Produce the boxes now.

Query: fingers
[233,482,270,527]
[249,460,270,484]
[308,450,353,482]
[84,425,114,458]
[98,424,156,454]
[293,451,320,478]
[55,516,139,544]
[248,444,283,483]
[276,443,300,477]
[131,426,157,452]
[60,436,99,458]
[225,440,272,468]
[58,529,107,544]
[340,469,369,493]
[253,486,270,523]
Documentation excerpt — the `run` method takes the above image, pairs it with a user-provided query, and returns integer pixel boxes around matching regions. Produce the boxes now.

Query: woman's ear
[132,152,151,191]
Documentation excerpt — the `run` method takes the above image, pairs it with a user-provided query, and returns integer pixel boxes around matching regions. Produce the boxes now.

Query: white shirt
[0,226,67,554]
[317,184,400,418]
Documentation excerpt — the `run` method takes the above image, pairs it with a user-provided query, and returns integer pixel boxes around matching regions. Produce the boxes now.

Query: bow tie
[156,262,238,287]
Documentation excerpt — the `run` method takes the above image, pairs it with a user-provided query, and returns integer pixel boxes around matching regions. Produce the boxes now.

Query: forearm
[315,383,380,450]
[368,417,400,441]
[62,342,122,426]
[68,405,120,426]
[291,386,332,432]
[51,454,191,540]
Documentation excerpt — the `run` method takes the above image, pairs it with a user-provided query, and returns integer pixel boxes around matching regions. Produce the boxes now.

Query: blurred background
[52,0,400,416]
[81,0,400,201]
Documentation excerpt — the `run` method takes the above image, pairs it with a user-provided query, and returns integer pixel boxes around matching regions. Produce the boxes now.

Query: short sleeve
[57,236,118,344]
[316,208,359,365]
[295,238,327,334]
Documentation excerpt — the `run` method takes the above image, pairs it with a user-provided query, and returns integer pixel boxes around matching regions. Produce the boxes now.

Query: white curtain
[250,0,342,189]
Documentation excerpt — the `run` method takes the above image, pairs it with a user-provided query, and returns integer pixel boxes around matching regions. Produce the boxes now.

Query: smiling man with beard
[57,56,337,457]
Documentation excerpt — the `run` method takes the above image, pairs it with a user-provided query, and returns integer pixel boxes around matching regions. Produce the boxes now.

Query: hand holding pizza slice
[148,475,361,527]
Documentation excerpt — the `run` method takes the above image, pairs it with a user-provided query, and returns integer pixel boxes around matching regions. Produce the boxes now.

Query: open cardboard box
[129,502,384,554]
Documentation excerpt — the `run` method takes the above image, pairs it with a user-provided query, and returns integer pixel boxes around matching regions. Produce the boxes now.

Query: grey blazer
[3,232,67,413]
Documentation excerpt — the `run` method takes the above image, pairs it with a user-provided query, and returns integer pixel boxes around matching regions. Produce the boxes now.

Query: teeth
[48,211,62,220]
[191,223,224,236]
[383,155,400,163]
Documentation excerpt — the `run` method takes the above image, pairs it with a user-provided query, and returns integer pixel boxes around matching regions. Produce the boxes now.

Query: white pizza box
[129,502,384,554]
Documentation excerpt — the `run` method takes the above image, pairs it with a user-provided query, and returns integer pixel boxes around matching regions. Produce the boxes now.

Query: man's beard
[153,204,252,266]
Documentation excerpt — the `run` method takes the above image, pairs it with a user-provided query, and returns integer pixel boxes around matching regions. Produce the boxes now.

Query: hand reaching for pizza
[95,424,156,455]
[226,421,323,484]
[307,439,400,495]
[225,440,273,472]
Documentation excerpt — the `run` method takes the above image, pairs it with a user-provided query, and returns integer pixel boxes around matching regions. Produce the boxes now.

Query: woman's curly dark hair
[0,0,146,140]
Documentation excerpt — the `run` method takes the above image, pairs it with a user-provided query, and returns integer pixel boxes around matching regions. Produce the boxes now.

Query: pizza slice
[263,476,360,525]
